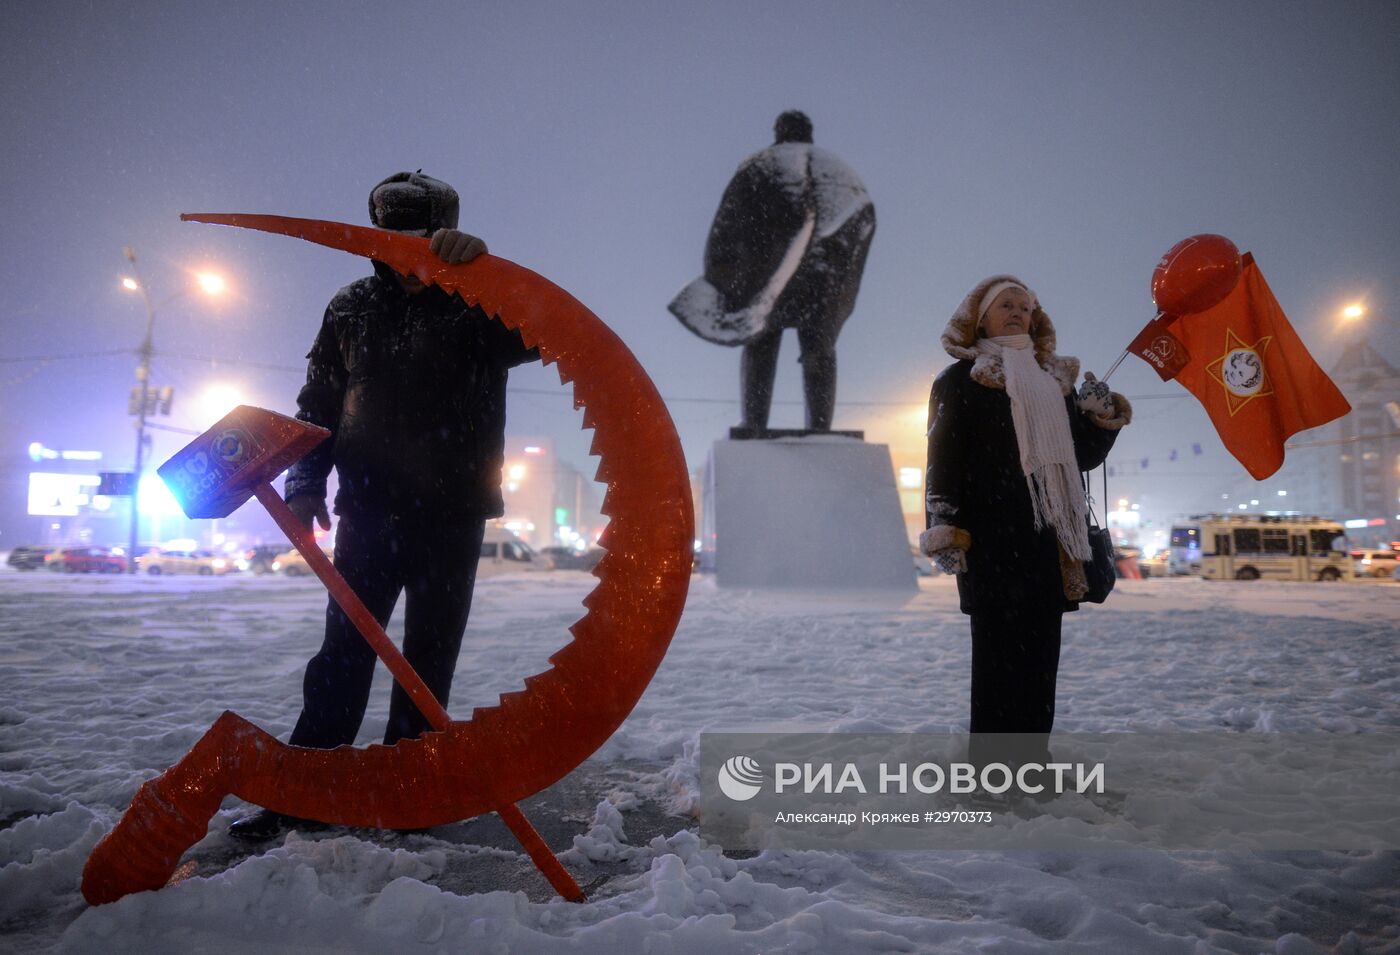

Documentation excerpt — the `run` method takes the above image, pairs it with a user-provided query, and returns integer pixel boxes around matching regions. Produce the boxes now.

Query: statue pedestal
[728,426,864,441]
[701,436,915,591]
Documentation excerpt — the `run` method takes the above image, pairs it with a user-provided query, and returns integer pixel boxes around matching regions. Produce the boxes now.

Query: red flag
[1127,312,1191,381]
[1128,254,1350,479]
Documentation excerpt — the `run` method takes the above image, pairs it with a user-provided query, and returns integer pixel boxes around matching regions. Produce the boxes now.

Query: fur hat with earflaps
[368,171,459,233]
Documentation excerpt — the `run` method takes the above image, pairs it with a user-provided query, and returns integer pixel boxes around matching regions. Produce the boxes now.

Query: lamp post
[121,248,225,571]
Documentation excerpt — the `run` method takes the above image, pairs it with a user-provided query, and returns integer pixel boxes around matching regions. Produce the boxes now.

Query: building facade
[498,436,603,550]
[1271,338,1400,547]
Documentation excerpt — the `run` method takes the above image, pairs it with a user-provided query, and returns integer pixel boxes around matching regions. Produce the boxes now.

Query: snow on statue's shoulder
[808,146,872,238]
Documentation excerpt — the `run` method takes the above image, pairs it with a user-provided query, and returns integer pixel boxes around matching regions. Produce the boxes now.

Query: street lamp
[1339,301,1399,332]
[120,247,226,570]
[197,383,246,425]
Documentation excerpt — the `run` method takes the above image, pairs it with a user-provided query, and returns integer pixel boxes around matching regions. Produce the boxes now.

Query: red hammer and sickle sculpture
[81,215,694,905]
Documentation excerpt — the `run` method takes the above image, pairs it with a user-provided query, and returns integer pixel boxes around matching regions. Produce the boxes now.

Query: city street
[2,567,1396,952]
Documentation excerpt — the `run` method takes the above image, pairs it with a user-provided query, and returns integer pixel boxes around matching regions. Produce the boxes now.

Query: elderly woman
[921,276,1131,750]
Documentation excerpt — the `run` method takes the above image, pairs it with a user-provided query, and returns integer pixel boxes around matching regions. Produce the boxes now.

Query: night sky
[3,0,1397,536]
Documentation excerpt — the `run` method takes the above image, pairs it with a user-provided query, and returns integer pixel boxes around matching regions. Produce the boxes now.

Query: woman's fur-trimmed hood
[941,274,1079,395]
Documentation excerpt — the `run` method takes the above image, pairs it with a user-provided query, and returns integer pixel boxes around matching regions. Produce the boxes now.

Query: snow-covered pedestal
[702,436,915,591]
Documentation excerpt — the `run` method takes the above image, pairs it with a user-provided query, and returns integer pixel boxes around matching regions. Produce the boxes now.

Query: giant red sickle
[81,215,694,905]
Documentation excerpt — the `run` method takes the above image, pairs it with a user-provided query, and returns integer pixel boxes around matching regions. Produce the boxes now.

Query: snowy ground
[1,564,1397,953]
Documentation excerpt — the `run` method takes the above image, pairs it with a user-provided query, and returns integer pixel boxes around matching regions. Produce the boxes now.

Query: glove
[1077,372,1114,419]
[287,495,330,532]
[930,548,967,575]
[429,228,488,264]
[919,526,971,575]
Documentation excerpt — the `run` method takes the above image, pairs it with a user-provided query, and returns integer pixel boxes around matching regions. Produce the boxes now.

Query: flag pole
[1101,310,1166,384]
[1099,349,1130,384]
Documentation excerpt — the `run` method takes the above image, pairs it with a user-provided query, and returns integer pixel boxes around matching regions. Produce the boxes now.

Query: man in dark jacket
[231,171,537,839]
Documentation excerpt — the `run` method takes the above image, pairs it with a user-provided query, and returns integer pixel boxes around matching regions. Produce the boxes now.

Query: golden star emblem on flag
[1205,328,1274,416]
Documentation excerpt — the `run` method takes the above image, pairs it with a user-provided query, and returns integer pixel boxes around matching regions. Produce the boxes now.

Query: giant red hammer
[149,404,582,901]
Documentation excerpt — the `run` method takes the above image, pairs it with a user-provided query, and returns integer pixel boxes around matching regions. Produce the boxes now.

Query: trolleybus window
[1262,529,1290,553]
[1309,529,1343,554]
[1234,528,1262,553]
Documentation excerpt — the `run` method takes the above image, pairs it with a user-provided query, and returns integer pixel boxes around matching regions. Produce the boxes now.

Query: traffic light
[127,386,175,416]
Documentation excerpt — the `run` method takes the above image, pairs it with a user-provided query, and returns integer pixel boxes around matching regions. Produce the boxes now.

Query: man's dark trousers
[289,508,487,748]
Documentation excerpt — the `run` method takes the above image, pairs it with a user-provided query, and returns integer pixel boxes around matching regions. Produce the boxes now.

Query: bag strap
[1081,464,1107,528]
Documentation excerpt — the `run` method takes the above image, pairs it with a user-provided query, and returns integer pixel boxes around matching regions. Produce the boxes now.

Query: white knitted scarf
[978,335,1091,560]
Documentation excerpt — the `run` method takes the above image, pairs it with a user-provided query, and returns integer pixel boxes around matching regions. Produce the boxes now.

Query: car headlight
[271,561,282,571]
[213,559,226,569]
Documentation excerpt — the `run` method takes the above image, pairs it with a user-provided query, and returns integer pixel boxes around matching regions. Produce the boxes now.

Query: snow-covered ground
[2,565,1397,953]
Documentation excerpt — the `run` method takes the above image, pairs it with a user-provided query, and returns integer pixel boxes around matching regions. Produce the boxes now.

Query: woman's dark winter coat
[926,359,1117,615]
[924,273,1133,617]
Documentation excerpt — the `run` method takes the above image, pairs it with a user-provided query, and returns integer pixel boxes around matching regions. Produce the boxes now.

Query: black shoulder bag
[1081,467,1116,604]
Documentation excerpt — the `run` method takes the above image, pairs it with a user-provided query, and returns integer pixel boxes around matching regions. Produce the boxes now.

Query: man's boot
[228,809,325,841]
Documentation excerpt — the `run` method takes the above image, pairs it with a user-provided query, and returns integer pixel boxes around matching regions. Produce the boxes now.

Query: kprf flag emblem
[1129,253,1350,479]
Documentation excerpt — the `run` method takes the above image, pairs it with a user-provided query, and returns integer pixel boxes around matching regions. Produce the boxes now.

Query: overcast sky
[3,0,1397,530]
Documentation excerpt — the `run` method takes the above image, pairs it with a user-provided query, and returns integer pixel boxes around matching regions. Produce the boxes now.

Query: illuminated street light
[505,461,525,495]
[1339,301,1399,332]
[197,383,245,425]
[120,247,228,571]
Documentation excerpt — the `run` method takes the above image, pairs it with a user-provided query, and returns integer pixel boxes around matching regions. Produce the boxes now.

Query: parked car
[6,545,55,570]
[538,545,606,572]
[1351,549,1399,579]
[45,547,127,574]
[270,545,332,577]
[236,544,285,575]
[478,528,545,577]
[1137,550,1169,578]
[137,548,235,576]
[1113,546,1143,579]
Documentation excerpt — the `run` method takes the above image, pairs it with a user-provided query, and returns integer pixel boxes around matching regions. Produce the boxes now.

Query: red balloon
[1151,234,1242,315]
